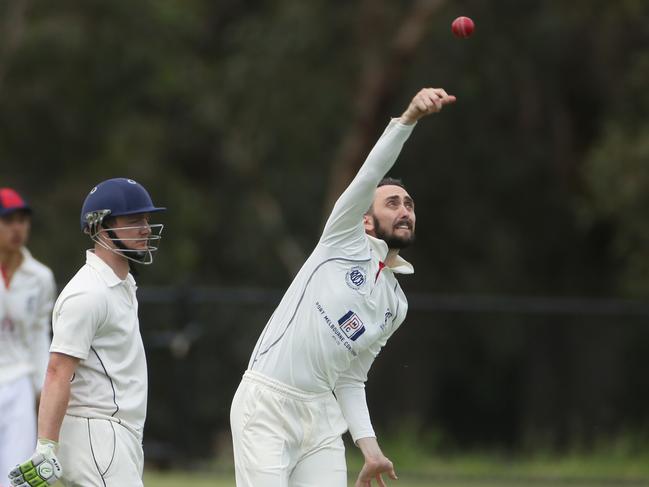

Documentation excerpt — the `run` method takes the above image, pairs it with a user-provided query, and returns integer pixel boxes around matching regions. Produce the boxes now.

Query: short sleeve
[50,290,106,360]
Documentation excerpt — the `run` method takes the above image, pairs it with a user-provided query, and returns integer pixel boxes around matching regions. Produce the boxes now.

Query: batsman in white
[230,87,456,487]
[0,188,56,487]
[8,178,165,487]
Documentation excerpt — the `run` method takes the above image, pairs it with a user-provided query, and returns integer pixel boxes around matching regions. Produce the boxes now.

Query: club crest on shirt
[338,310,365,341]
[345,266,366,290]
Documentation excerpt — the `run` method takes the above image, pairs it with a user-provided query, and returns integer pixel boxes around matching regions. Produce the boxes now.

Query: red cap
[0,188,31,217]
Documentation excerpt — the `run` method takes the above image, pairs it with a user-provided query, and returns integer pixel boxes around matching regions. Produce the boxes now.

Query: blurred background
[2,0,649,484]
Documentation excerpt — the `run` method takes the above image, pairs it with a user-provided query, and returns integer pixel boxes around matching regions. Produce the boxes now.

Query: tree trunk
[0,0,30,96]
[323,0,447,216]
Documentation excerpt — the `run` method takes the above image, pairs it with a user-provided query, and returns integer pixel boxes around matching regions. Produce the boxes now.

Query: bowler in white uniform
[8,178,165,487]
[230,87,456,487]
[0,189,56,487]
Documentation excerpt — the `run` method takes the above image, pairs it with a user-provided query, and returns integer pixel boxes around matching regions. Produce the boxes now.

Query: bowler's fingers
[416,88,456,113]
[428,89,444,111]
[431,88,456,109]
[435,88,457,105]
[376,473,387,487]
[414,94,431,112]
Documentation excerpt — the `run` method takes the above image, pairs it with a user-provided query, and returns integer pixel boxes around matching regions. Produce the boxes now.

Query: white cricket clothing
[0,376,37,487]
[0,248,54,487]
[244,118,415,444]
[0,247,56,391]
[231,371,347,487]
[57,415,144,487]
[50,250,147,437]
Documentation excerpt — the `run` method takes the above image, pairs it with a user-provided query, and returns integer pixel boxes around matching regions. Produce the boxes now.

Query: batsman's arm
[9,289,103,486]
[38,352,79,442]
[8,353,76,486]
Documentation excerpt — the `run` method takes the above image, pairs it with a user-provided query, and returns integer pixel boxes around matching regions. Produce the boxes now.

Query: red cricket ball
[451,16,475,39]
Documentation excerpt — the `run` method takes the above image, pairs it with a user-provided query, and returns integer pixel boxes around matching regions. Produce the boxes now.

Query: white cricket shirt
[0,248,56,391]
[248,119,415,441]
[50,251,147,437]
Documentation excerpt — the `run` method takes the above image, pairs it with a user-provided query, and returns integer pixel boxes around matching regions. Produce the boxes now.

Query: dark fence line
[137,286,649,317]
[137,286,649,462]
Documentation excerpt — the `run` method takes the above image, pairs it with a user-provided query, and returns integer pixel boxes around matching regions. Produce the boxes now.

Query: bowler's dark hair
[366,177,408,214]
[377,177,406,190]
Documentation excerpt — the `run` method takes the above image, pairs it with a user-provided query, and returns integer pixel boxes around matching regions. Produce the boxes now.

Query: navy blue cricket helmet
[80,178,165,231]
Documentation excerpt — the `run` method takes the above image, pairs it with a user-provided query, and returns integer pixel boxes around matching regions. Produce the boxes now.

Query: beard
[372,215,415,249]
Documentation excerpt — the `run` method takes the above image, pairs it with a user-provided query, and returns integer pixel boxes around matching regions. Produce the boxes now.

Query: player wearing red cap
[0,188,56,487]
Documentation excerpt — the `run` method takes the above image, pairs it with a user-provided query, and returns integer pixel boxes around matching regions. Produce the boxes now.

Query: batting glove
[8,439,63,487]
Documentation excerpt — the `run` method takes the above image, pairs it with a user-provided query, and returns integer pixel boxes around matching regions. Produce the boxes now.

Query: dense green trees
[2,0,649,457]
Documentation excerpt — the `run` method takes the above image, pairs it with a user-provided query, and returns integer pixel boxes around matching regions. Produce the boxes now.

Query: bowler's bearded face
[364,185,415,249]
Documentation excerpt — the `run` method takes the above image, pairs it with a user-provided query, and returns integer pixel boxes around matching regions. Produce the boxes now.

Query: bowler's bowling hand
[400,87,456,125]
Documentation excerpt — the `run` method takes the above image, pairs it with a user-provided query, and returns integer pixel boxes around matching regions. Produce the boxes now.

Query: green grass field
[144,434,649,486]
[143,452,649,487]
[144,470,648,487]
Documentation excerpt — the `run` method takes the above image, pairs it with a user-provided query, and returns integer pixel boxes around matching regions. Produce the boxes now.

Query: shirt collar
[367,234,414,275]
[85,250,135,288]
[20,247,32,261]
[18,247,34,270]
[11,247,37,277]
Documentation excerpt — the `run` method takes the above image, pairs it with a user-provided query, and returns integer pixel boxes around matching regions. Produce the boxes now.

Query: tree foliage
[2,0,649,456]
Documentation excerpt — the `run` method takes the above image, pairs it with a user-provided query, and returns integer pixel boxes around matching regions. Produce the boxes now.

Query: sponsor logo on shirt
[345,266,366,290]
[381,308,393,331]
[338,310,366,341]
[315,301,359,356]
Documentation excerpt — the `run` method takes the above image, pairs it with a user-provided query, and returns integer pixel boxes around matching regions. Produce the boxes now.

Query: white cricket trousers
[230,370,348,487]
[57,415,144,487]
[0,376,36,487]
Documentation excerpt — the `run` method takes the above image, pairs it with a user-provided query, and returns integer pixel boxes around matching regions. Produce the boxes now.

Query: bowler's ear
[363,213,375,235]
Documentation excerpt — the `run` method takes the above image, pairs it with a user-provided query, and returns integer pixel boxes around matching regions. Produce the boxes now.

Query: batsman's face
[111,213,152,251]
[0,211,31,252]
[364,185,416,249]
